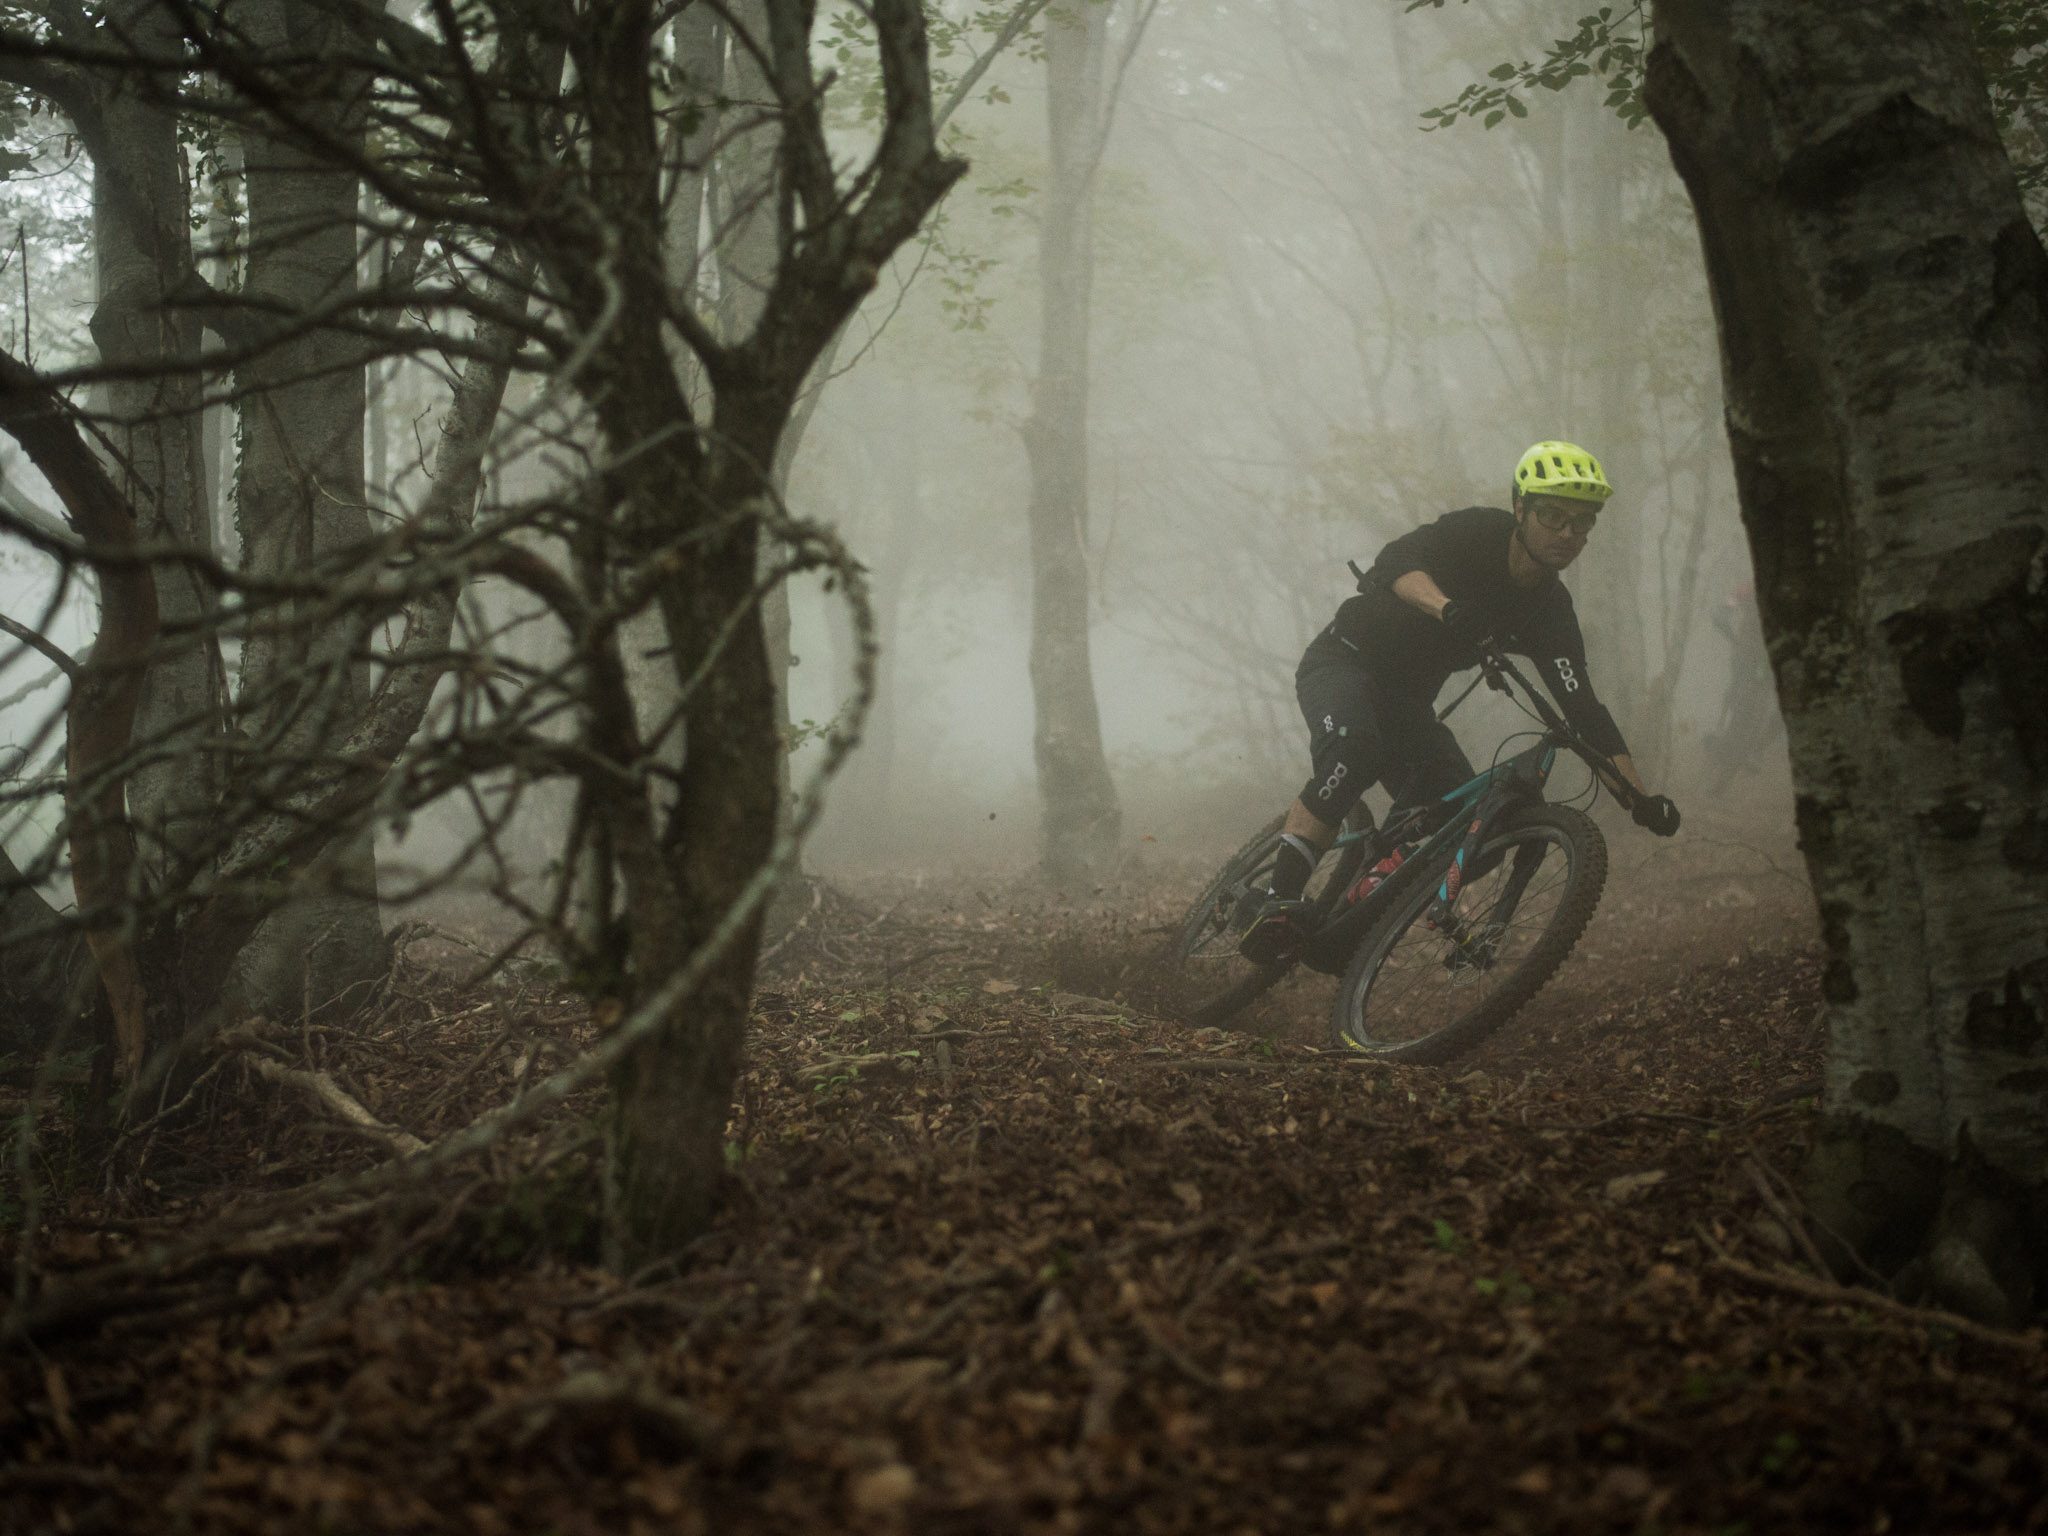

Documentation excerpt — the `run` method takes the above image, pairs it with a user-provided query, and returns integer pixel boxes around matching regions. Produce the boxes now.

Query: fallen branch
[797,1051,915,1082]
[459,1369,725,1455]
[238,1052,428,1156]
[1704,1250,2046,1354]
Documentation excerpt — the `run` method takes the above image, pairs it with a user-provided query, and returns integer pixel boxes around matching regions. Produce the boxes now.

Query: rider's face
[1516,495,1595,568]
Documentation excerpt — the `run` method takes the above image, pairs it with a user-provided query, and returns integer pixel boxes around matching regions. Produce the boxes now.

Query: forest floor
[4,826,2046,1535]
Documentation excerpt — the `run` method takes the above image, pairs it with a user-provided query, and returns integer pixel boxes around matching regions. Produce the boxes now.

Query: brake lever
[1479,642,1509,692]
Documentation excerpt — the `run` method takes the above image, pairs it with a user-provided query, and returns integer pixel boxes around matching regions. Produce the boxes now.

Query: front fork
[1428,790,1541,968]
[1428,789,1506,924]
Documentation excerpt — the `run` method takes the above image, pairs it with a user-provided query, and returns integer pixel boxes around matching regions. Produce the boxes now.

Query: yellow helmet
[1514,440,1612,504]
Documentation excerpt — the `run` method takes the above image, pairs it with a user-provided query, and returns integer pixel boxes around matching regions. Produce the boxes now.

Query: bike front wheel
[1329,803,1606,1064]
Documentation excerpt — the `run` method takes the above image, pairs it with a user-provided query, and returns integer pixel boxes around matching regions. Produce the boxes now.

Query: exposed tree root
[1705,1248,2046,1355]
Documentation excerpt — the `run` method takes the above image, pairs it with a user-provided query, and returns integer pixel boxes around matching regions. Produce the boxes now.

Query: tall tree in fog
[1023,0,1154,885]
[653,0,1058,860]
[1646,1,2048,1321]
[223,0,390,1014]
[1,0,209,1043]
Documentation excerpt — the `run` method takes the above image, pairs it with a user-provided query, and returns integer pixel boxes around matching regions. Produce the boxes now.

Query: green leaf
[1483,109,1506,128]
[1488,62,1518,80]
[1505,95,1529,118]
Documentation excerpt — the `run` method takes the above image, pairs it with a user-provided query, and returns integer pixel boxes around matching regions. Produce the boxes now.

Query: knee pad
[1299,725,1378,823]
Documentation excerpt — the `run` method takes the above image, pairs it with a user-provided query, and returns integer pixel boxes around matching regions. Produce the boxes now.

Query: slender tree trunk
[228,0,387,1020]
[715,0,807,863]
[568,5,780,1264]
[87,0,219,884]
[1023,0,1122,886]
[1648,0,2048,1322]
[0,842,90,1053]
[545,0,959,1266]
[1554,105,1659,742]
[621,2,725,783]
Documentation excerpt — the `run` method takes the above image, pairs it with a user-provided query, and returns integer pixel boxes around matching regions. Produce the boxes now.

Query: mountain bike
[1170,638,1655,1064]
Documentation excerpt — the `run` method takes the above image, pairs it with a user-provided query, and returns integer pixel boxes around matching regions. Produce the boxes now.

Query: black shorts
[1294,645,1473,826]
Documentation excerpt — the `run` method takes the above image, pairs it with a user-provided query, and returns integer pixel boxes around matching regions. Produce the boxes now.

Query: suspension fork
[1430,787,1517,928]
[1483,837,1548,931]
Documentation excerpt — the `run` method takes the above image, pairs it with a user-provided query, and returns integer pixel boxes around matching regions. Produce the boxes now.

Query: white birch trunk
[1648,0,2048,1319]
[88,0,219,879]
[228,0,388,1019]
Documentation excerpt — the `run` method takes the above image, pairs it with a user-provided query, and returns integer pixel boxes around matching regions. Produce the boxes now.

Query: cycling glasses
[1526,498,1599,537]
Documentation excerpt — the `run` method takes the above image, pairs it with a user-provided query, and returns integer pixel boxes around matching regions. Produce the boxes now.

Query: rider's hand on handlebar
[1632,794,1681,837]
[1439,598,1492,649]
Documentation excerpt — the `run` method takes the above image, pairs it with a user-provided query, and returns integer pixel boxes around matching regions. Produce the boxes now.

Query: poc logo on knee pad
[1317,762,1348,801]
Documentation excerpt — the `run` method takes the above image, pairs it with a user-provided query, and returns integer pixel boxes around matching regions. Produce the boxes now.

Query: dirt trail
[4,848,2044,1535]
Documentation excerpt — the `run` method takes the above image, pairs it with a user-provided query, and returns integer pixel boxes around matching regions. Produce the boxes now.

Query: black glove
[1439,599,1492,649]
[1632,793,1681,837]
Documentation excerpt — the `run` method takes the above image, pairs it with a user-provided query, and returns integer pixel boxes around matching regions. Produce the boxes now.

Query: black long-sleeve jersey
[1304,504,1630,759]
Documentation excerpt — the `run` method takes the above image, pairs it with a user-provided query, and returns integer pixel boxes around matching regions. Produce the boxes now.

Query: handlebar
[1463,636,1642,811]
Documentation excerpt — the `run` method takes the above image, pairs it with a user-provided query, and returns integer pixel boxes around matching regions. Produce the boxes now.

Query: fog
[0,0,1794,908]
[771,0,1789,870]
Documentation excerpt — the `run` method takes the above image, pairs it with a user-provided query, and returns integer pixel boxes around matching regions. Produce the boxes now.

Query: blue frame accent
[1331,742,1559,850]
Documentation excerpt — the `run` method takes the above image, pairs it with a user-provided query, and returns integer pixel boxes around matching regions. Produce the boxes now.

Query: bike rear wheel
[1171,815,1366,1027]
[1329,802,1605,1064]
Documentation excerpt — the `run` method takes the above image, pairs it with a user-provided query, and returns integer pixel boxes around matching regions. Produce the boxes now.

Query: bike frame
[1297,642,1626,976]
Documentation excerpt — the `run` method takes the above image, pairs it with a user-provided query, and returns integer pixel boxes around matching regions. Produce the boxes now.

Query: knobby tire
[1329,802,1606,1064]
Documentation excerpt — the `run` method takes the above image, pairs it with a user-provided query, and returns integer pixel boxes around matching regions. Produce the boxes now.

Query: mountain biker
[1239,439,1682,964]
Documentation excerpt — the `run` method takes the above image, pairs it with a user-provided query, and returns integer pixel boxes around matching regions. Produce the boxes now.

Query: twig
[1129,1309,1226,1391]
[1744,1144,1893,1291]
[854,894,908,937]
[1075,1358,1128,1447]
[1742,1154,1834,1280]
[883,942,970,983]
[1179,1231,1266,1321]
[1728,1079,1822,1129]
[0,612,79,679]
[849,1289,980,1367]
[103,1054,232,1173]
